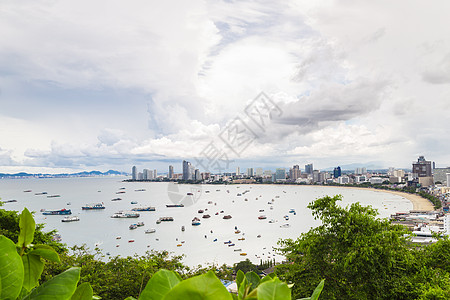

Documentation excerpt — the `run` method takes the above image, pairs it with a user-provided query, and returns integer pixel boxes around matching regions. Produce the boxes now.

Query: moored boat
[132,206,155,211]
[82,203,105,210]
[43,209,71,215]
[61,216,79,222]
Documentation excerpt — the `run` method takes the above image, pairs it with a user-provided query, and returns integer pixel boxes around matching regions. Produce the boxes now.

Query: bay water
[0,177,412,267]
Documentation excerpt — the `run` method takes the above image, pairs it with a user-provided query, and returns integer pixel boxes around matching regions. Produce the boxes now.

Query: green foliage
[276,195,450,299]
[140,269,181,299]
[0,235,24,299]
[234,259,258,274]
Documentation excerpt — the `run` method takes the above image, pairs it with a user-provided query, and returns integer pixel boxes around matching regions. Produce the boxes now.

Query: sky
[1,0,450,174]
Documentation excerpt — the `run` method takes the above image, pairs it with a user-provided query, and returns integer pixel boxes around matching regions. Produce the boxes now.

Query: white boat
[280,224,290,228]
[61,216,79,222]
[111,211,140,218]
[145,228,156,234]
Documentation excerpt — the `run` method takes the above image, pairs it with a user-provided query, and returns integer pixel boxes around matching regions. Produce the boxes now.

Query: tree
[234,259,258,274]
[276,195,425,299]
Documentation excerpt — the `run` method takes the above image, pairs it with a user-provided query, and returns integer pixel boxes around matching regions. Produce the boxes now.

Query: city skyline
[1,1,450,174]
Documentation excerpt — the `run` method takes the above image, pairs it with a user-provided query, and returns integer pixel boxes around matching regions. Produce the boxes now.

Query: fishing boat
[166,204,184,207]
[238,237,245,241]
[111,211,140,218]
[137,222,144,227]
[61,216,79,222]
[177,244,182,247]
[111,198,122,201]
[116,191,126,194]
[289,209,296,213]
[198,209,204,213]
[234,248,242,252]
[129,224,138,230]
[43,209,72,215]
[202,214,211,219]
[228,243,235,247]
[240,253,247,256]
[192,217,201,226]
[47,195,61,198]
[145,228,156,234]
[82,203,105,210]
[224,240,232,244]
[223,215,232,219]
[131,206,156,211]
[35,192,48,195]
[258,215,267,220]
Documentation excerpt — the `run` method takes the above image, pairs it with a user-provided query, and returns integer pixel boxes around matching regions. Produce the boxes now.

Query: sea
[0,177,412,267]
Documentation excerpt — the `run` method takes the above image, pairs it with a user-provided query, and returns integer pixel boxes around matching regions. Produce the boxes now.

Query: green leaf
[22,267,80,299]
[70,282,93,300]
[260,275,273,284]
[18,208,36,250]
[140,269,181,300]
[244,272,260,291]
[29,244,60,263]
[124,297,137,300]
[309,280,324,300]
[22,253,44,292]
[236,270,245,290]
[256,278,291,300]
[0,236,24,299]
[238,277,248,300]
[163,271,232,300]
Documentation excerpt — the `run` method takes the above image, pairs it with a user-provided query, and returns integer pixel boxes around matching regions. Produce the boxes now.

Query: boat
[135,189,146,192]
[66,202,71,205]
[119,187,126,190]
[235,230,241,234]
[131,206,155,211]
[82,203,105,210]
[284,215,289,221]
[116,236,121,239]
[224,240,232,244]
[116,191,126,194]
[237,193,242,196]
[223,215,232,219]
[240,253,247,256]
[23,190,32,192]
[192,217,201,226]
[111,211,140,218]
[157,217,174,223]
[43,209,72,215]
[145,228,156,234]
[111,198,122,201]
[177,244,182,247]
[181,226,185,231]
[35,192,48,195]
[257,235,261,238]
[234,248,242,252]
[129,224,138,230]
[208,201,213,204]
[166,204,184,207]
[268,219,275,223]
[131,201,138,204]
[259,209,264,212]
[61,216,79,222]
[202,214,211,219]
[156,219,161,224]
[198,209,204,213]
[128,240,134,243]
[238,237,245,241]
[289,209,296,213]
[2,199,17,203]
[137,222,144,227]
[47,195,61,198]
[280,224,290,228]
[258,215,267,220]
[228,243,235,247]
[187,192,193,195]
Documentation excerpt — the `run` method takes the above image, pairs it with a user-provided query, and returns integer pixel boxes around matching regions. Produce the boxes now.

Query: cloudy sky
[1,0,450,174]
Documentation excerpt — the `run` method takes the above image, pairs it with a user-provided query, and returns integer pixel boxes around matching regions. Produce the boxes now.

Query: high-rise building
[412,156,434,186]
[168,165,174,179]
[143,168,149,180]
[153,169,157,179]
[247,168,254,177]
[194,169,200,181]
[255,168,263,176]
[182,160,192,180]
[236,167,240,176]
[305,163,313,175]
[275,168,286,181]
[312,170,320,183]
[333,166,341,178]
[289,165,301,181]
[132,166,137,180]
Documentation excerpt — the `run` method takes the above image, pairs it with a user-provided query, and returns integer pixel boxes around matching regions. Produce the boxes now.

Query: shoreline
[321,185,435,211]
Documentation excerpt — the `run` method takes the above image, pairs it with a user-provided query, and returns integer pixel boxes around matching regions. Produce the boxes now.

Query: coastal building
[412,156,434,187]
[182,160,193,180]
[434,167,450,184]
[312,170,320,183]
[153,169,157,179]
[194,169,200,181]
[143,169,150,180]
[247,168,254,177]
[447,173,450,188]
[333,166,341,178]
[305,163,313,175]
[338,176,350,184]
[236,167,240,176]
[138,172,144,180]
[275,168,286,181]
[255,168,263,176]
[168,165,174,179]
[132,166,137,180]
[289,165,301,181]
[355,167,367,175]
[370,177,384,184]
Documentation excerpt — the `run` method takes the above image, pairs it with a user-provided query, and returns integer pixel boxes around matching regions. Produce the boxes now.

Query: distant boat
[258,215,267,220]
[240,253,247,256]
[157,217,174,223]
[198,209,204,213]
[181,226,185,231]
[82,203,105,210]
[35,192,48,195]
[2,199,17,203]
[284,215,289,221]
[137,221,144,227]
[52,234,62,241]
[280,224,290,228]
[228,243,235,247]
[61,216,79,222]
[129,224,138,230]
[131,201,138,204]
[43,209,71,215]
[145,228,156,234]
[202,214,211,219]
[223,215,232,219]
[131,206,155,211]
[116,191,126,194]
[192,217,201,226]
[111,211,140,218]
[238,237,245,241]
[111,198,122,201]
[23,190,32,192]
[187,193,193,195]
[289,209,296,213]
[47,195,61,198]
[135,189,146,192]
[234,248,242,252]
[166,204,184,208]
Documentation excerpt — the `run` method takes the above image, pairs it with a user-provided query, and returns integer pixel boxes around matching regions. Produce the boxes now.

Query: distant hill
[0,170,128,179]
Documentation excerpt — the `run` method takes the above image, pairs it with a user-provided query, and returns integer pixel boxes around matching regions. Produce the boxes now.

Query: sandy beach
[325,186,435,211]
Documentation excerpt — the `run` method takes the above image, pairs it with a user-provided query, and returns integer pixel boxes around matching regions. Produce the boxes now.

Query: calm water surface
[0,177,412,266]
